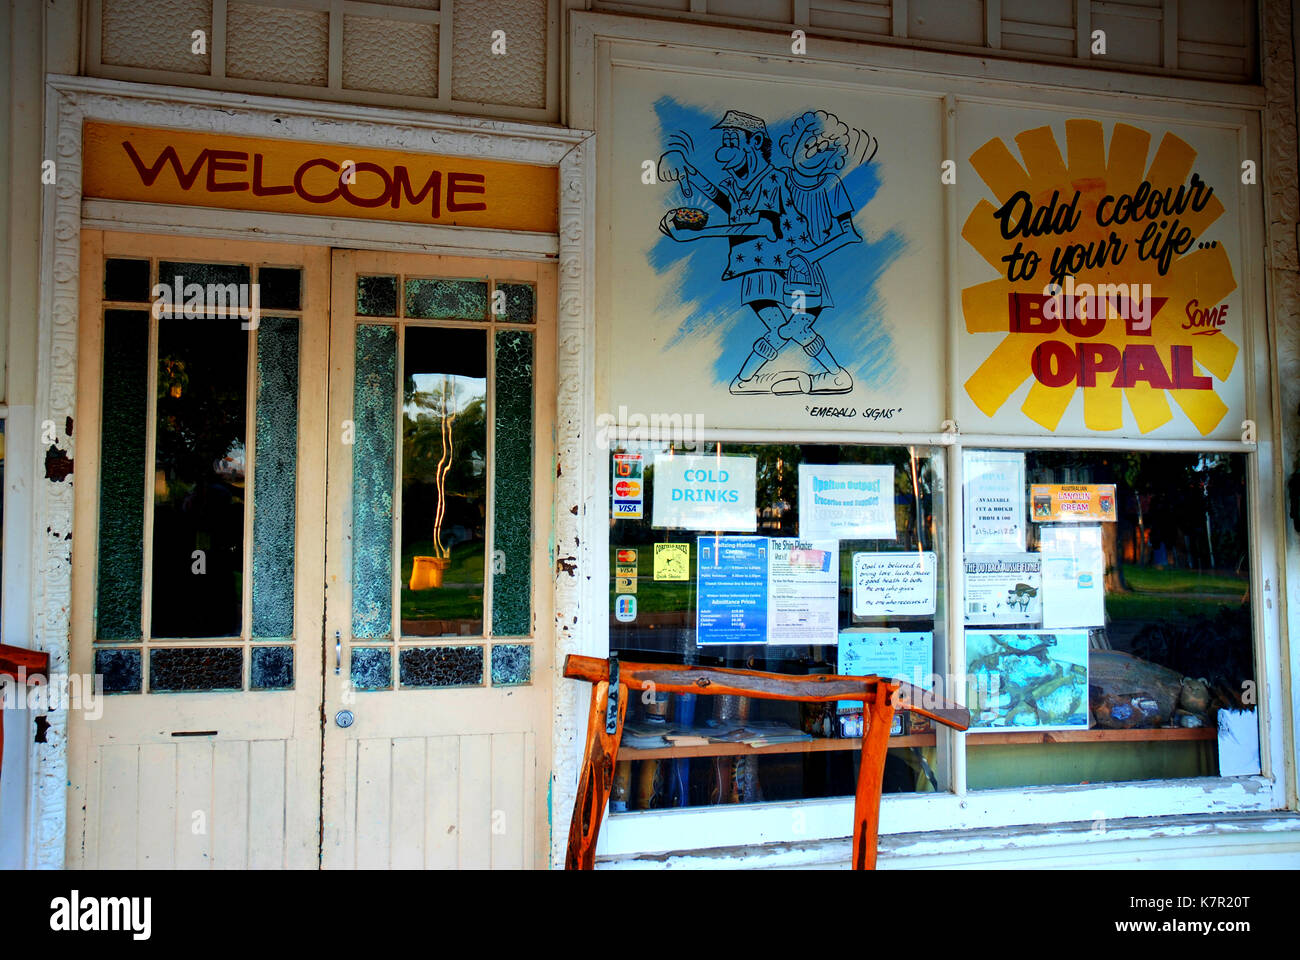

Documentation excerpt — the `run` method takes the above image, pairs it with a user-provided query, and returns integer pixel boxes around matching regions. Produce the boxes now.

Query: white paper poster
[964,553,1042,626]
[767,538,840,645]
[798,464,896,541]
[851,551,936,617]
[652,454,756,531]
[837,631,934,713]
[1040,525,1105,628]
[963,450,1025,552]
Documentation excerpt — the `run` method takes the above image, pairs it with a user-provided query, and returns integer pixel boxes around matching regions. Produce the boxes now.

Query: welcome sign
[82,122,558,233]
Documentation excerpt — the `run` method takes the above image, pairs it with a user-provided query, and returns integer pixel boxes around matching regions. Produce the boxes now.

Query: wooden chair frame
[563,654,970,869]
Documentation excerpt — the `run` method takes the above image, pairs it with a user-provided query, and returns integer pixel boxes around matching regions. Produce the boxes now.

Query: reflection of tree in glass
[403,376,486,557]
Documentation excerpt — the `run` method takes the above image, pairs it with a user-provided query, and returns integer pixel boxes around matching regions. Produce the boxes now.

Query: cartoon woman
[777,110,872,394]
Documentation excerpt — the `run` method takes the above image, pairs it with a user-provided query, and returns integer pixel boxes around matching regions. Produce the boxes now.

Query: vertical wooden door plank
[424,735,460,869]
[490,732,526,869]
[174,739,214,868]
[247,739,287,869]
[211,740,249,869]
[389,737,425,868]
[355,738,392,869]
[458,735,492,869]
[97,744,140,868]
[137,743,176,868]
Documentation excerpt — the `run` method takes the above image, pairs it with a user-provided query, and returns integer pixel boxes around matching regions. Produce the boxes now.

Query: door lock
[335,709,355,729]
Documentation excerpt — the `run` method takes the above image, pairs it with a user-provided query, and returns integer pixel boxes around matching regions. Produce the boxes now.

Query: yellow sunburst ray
[962,279,1019,333]
[969,139,1031,206]
[1083,379,1124,431]
[1022,379,1075,430]
[1105,123,1151,187]
[1014,126,1069,188]
[1065,118,1106,183]
[962,201,1015,273]
[965,335,1039,417]
[1124,383,1174,433]
[1170,371,1229,435]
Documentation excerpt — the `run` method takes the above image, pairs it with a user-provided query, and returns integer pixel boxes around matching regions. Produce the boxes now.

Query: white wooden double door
[68,234,554,869]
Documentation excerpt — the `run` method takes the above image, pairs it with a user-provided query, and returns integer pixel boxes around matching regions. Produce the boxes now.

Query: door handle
[335,631,341,676]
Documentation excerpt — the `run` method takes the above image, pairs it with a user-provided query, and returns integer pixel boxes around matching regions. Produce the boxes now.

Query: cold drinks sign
[82,122,558,233]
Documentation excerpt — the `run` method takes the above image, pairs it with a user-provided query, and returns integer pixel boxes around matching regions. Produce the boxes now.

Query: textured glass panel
[252,317,299,638]
[250,646,294,690]
[149,647,243,692]
[95,648,142,695]
[356,276,398,317]
[492,329,533,636]
[257,268,301,311]
[152,315,248,638]
[399,645,483,687]
[101,0,212,74]
[491,644,531,686]
[401,327,486,637]
[104,259,151,302]
[404,278,488,320]
[97,310,149,641]
[452,0,546,109]
[226,3,329,86]
[157,262,252,295]
[350,647,392,690]
[495,283,535,324]
[353,325,397,638]
[343,16,437,97]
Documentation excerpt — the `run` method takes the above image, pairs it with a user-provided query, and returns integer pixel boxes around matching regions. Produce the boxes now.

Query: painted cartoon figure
[657,109,873,396]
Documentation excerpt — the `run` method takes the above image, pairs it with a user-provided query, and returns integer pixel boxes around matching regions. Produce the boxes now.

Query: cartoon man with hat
[659,109,843,395]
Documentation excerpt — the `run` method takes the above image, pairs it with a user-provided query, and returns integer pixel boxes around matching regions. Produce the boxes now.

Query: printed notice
[653,542,690,581]
[797,464,896,541]
[851,551,937,617]
[767,538,840,645]
[837,631,934,713]
[696,536,768,645]
[963,450,1025,552]
[653,455,756,531]
[964,553,1042,626]
[1040,525,1105,628]
[611,453,644,520]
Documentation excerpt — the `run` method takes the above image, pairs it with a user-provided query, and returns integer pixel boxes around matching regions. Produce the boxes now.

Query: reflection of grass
[401,539,483,620]
[1107,593,1239,625]
[1121,566,1248,595]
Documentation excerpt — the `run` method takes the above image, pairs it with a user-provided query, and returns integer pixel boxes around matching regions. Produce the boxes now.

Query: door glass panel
[151,315,249,638]
[148,645,243,692]
[492,328,533,635]
[356,275,398,317]
[97,309,150,641]
[401,326,487,637]
[493,282,535,324]
[404,277,488,320]
[251,316,300,639]
[352,323,397,639]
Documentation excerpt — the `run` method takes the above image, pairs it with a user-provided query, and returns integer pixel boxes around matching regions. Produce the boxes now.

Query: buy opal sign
[960,118,1243,438]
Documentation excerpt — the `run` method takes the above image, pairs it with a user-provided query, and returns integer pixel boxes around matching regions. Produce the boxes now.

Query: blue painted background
[649,97,908,389]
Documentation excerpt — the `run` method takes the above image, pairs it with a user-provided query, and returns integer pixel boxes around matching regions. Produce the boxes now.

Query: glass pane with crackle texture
[250,645,294,690]
[494,282,535,324]
[401,326,486,638]
[404,278,488,320]
[157,262,253,310]
[257,267,302,311]
[350,647,392,690]
[151,315,248,639]
[492,329,533,636]
[96,648,142,694]
[104,258,151,302]
[491,643,531,686]
[97,310,150,641]
[150,646,243,692]
[356,275,398,317]
[353,324,397,638]
[399,645,483,687]
[252,317,299,639]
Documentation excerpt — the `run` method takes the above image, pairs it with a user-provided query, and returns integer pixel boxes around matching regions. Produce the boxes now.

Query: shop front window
[961,449,1257,788]
[607,441,946,810]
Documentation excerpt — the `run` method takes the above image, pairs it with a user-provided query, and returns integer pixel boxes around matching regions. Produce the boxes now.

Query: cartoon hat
[712,110,768,137]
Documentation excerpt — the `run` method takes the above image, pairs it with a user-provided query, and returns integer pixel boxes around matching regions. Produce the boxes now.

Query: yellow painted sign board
[83,122,558,233]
